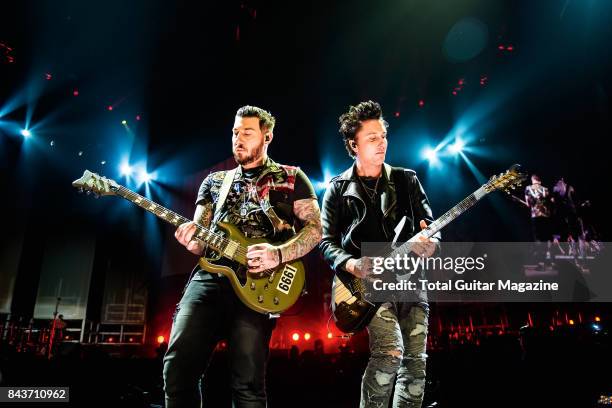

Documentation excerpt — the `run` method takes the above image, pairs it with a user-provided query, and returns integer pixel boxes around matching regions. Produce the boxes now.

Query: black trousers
[163,276,276,408]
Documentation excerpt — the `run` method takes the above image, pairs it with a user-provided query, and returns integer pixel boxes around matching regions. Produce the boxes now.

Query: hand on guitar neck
[175,221,207,255]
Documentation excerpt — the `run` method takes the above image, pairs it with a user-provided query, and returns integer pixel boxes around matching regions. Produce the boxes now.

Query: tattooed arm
[246,198,322,272]
[174,202,213,255]
[278,198,323,262]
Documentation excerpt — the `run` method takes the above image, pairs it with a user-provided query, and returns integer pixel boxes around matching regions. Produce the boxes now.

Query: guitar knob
[257,295,264,303]
[250,282,256,290]
[273,297,279,305]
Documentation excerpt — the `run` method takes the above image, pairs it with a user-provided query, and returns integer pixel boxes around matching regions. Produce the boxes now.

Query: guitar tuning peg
[85,190,91,195]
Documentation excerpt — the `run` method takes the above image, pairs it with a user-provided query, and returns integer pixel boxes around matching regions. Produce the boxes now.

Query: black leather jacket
[319,163,441,273]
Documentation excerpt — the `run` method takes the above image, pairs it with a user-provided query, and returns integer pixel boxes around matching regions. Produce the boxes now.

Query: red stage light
[498,45,505,50]
[136,115,141,121]
[107,105,113,111]
[327,332,333,339]
[73,89,79,96]
[595,316,601,322]
[291,332,300,341]
[45,73,52,80]
[394,111,400,118]
[304,333,311,341]
[452,91,457,96]
[128,337,134,342]
[418,100,425,108]
[108,337,114,342]
[569,319,575,325]
[506,45,514,51]
[157,335,165,344]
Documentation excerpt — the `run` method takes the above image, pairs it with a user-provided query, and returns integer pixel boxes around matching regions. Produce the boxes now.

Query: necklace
[358,176,380,203]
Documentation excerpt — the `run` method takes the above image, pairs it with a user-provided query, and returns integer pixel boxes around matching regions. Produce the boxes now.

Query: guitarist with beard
[164,105,322,408]
[320,101,440,408]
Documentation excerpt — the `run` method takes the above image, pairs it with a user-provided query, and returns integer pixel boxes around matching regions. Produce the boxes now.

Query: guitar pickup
[223,240,240,259]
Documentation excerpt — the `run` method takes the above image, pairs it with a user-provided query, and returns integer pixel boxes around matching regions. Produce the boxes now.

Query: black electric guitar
[332,164,527,333]
[72,170,305,314]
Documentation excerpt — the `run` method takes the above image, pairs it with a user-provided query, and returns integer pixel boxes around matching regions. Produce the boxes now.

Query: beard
[233,143,264,166]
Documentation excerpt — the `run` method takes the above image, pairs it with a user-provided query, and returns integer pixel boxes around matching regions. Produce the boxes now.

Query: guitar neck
[114,186,229,254]
[387,185,489,259]
[419,185,488,240]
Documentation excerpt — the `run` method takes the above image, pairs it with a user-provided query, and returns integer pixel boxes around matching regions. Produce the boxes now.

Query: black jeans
[163,276,276,408]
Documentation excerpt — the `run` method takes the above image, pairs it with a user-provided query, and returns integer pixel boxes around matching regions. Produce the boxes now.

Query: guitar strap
[213,167,238,224]
[391,167,414,243]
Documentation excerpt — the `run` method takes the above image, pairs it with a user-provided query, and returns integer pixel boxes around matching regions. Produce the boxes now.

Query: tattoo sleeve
[278,198,323,263]
[193,202,213,227]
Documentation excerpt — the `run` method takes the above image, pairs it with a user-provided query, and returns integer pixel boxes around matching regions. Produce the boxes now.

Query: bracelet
[277,248,283,264]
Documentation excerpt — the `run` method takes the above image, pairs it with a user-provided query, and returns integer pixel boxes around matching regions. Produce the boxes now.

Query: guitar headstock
[484,164,527,194]
[72,170,120,197]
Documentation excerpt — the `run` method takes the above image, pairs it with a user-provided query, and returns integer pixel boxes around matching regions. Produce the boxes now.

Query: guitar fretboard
[114,186,241,260]
[389,184,489,258]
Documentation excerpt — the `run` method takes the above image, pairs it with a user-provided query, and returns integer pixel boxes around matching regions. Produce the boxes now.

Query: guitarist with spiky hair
[320,101,439,408]
[165,105,322,408]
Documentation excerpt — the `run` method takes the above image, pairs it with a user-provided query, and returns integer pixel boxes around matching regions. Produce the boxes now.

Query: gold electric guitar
[332,164,527,333]
[72,170,305,314]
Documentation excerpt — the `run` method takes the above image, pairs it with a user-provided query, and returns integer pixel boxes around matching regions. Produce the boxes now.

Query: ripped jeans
[360,302,428,408]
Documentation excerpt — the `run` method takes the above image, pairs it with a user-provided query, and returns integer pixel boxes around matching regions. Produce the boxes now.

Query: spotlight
[120,163,133,176]
[304,333,311,341]
[121,120,127,125]
[20,129,31,138]
[449,139,464,154]
[138,170,153,184]
[423,147,437,162]
[291,332,300,342]
[157,335,165,344]
[592,324,601,331]
[327,332,333,339]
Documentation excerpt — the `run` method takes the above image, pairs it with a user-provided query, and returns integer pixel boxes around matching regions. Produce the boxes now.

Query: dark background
[1,1,611,407]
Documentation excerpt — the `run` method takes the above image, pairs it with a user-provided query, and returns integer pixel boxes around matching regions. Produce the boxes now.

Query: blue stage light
[120,163,133,176]
[449,139,465,154]
[137,169,155,184]
[423,147,438,162]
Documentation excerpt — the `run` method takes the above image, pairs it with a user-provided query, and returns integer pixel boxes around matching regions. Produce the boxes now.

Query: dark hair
[338,100,388,158]
[236,105,276,134]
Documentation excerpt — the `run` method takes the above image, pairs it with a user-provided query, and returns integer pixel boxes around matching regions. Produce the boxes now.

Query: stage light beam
[138,170,154,184]
[20,129,31,138]
[423,147,438,162]
[449,139,465,154]
[120,163,133,176]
